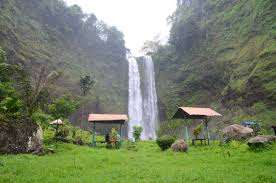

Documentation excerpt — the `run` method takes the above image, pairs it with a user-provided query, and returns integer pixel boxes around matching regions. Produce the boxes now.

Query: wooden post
[92,122,96,146]
[119,124,123,145]
[185,126,189,143]
[204,118,210,145]
[55,124,58,149]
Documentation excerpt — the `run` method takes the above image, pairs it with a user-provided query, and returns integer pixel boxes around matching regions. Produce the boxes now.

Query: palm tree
[79,74,94,135]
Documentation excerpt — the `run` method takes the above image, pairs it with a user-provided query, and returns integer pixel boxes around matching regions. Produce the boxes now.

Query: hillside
[0,0,128,125]
[153,0,276,128]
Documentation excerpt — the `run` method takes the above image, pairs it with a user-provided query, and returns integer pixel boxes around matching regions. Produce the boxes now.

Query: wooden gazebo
[172,107,222,144]
[88,114,128,146]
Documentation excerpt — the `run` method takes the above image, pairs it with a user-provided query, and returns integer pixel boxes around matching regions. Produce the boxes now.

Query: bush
[31,110,53,130]
[193,123,203,138]
[55,124,70,142]
[73,136,84,145]
[124,140,138,151]
[156,135,176,151]
[70,126,79,139]
[133,126,143,141]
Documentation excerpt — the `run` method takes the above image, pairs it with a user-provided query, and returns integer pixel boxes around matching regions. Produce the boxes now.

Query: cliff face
[153,0,276,128]
[0,0,128,118]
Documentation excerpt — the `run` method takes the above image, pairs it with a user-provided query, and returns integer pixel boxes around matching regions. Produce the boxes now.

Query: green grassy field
[0,141,275,183]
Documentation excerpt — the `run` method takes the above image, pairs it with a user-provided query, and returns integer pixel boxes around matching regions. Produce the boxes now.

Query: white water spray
[127,54,144,139]
[142,55,159,139]
[127,54,159,140]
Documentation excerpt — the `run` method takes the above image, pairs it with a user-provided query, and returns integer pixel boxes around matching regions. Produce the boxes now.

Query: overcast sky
[64,0,176,55]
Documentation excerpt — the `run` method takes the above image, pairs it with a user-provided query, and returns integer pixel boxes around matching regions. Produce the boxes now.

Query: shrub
[70,126,79,139]
[133,126,143,141]
[156,135,176,151]
[73,136,84,145]
[55,124,70,142]
[124,140,138,151]
[193,123,203,138]
[31,110,53,130]
[111,127,120,141]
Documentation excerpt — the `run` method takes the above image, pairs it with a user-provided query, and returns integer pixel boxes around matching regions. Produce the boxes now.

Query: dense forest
[153,0,276,129]
[0,0,128,122]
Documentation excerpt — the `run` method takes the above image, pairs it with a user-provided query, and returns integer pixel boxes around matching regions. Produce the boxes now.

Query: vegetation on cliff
[0,0,128,124]
[153,0,276,129]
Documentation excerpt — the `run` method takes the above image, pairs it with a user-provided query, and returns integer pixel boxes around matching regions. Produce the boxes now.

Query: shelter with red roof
[173,107,222,145]
[88,114,128,146]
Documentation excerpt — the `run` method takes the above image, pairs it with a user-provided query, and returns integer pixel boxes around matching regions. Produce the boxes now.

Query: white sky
[64,0,176,54]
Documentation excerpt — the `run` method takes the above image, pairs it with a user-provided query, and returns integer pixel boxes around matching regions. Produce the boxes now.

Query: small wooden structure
[172,107,222,144]
[50,119,64,146]
[50,119,64,125]
[88,114,128,146]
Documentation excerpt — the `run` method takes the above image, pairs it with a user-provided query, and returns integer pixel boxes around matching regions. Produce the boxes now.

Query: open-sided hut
[88,114,128,146]
[173,107,222,144]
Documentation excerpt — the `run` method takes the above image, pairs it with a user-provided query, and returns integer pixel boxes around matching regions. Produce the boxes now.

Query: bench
[94,140,121,147]
[192,138,208,145]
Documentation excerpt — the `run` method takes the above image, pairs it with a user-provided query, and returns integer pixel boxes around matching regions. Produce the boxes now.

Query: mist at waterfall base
[127,54,159,140]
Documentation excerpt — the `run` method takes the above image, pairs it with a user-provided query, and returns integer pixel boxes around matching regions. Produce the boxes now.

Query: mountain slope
[153,0,276,128]
[0,0,128,120]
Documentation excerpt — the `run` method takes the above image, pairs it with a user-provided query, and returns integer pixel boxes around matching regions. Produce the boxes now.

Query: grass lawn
[0,141,275,183]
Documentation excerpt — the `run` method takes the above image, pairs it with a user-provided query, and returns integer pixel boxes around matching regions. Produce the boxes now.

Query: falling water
[127,54,144,139]
[142,55,159,139]
[127,54,159,140]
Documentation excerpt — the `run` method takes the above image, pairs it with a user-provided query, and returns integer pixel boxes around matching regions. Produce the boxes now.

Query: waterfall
[127,54,143,139]
[142,55,159,139]
[127,54,159,140]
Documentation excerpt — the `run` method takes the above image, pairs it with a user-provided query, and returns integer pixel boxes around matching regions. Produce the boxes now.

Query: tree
[0,48,17,83]
[140,35,163,54]
[79,74,94,135]
[16,66,60,117]
[48,95,78,120]
[80,74,94,96]
[0,48,23,118]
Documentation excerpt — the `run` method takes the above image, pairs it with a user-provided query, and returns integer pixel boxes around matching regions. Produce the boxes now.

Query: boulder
[248,135,276,147]
[257,135,276,143]
[27,126,43,152]
[248,136,269,147]
[222,124,253,142]
[0,117,39,154]
[171,139,188,152]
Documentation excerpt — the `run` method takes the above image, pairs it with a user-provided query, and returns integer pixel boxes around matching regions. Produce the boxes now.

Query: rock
[32,147,44,155]
[171,139,188,152]
[47,147,55,154]
[0,118,39,154]
[248,136,269,147]
[222,124,253,142]
[257,135,276,143]
[27,126,43,152]
[248,135,276,147]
